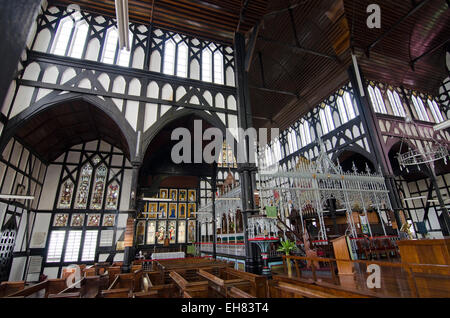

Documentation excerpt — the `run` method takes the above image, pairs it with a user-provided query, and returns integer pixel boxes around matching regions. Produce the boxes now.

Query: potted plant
[277,239,297,277]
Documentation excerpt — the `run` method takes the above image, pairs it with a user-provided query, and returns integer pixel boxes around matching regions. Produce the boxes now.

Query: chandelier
[397,118,449,172]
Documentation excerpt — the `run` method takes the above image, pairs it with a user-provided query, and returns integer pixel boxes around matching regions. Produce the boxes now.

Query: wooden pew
[51,275,109,298]
[198,269,252,297]
[169,271,209,298]
[107,266,122,286]
[226,286,256,298]
[7,279,67,298]
[220,267,267,297]
[268,275,376,298]
[102,288,131,298]
[0,281,25,297]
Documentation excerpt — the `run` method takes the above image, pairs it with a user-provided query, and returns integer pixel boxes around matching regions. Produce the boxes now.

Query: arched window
[320,105,334,134]
[177,42,188,77]
[428,99,444,123]
[337,96,349,123]
[299,121,311,147]
[52,17,74,56]
[74,163,93,209]
[90,164,107,209]
[102,28,119,64]
[69,21,89,59]
[368,85,387,114]
[213,51,224,84]
[202,48,212,82]
[387,89,405,117]
[411,95,429,121]
[117,32,133,67]
[163,39,176,75]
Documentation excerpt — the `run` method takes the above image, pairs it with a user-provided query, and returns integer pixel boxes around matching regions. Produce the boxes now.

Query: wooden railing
[283,254,450,298]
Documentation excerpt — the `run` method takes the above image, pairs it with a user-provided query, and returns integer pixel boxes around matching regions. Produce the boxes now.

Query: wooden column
[234,32,260,274]
[348,64,403,229]
[123,161,141,272]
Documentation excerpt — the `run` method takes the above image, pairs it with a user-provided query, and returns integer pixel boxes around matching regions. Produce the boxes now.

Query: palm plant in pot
[277,239,297,277]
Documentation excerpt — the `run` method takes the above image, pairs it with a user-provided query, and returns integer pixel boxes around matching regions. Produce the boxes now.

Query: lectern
[331,235,354,275]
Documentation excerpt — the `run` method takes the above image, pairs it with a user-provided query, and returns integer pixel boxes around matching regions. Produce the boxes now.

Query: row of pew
[0,258,378,298]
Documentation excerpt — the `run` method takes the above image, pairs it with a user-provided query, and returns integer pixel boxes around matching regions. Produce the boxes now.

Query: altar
[151,251,186,260]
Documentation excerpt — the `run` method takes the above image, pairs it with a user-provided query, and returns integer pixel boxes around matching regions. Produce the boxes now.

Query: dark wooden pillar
[212,164,217,259]
[0,0,41,108]
[347,64,403,229]
[234,32,260,274]
[123,161,140,272]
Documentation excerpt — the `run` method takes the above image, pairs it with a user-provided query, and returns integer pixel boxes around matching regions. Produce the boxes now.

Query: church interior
[0,0,449,299]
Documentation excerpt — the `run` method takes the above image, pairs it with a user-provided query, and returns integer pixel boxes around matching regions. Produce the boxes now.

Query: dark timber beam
[365,0,433,57]
[249,85,299,98]
[258,35,338,60]
[410,38,450,71]
[245,22,261,72]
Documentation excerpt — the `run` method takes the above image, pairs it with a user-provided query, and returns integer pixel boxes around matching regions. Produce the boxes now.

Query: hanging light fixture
[396,116,449,172]
[115,0,130,50]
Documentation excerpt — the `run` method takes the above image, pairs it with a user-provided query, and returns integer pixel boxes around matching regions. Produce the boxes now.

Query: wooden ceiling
[16,100,130,161]
[345,0,450,97]
[46,0,449,134]
[51,0,269,44]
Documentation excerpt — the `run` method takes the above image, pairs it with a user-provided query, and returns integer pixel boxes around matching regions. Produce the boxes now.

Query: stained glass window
[188,220,196,243]
[105,181,120,210]
[102,214,116,227]
[90,164,107,209]
[53,214,69,227]
[87,214,101,227]
[156,221,166,244]
[75,163,93,209]
[168,221,176,243]
[178,221,186,243]
[70,214,85,227]
[136,221,145,245]
[146,221,156,245]
[57,180,74,209]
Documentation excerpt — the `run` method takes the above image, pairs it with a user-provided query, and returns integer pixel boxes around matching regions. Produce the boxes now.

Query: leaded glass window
[46,231,66,263]
[177,42,188,78]
[156,221,166,244]
[202,48,212,82]
[57,180,74,209]
[102,28,119,64]
[411,95,429,121]
[64,230,82,262]
[52,17,74,56]
[74,163,93,209]
[428,99,444,123]
[146,221,156,245]
[70,22,88,59]
[178,221,186,243]
[90,164,107,210]
[387,89,405,117]
[105,182,120,210]
[163,39,176,75]
[214,51,224,84]
[168,221,176,244]
[81,230,98,261]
